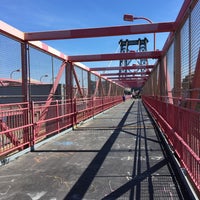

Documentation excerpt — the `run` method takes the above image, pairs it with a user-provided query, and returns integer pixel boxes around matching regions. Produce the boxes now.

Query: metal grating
[140,176,181,199]
[29,46,62,84]
[166,42,174,92]
[180,0,200,98]
[0,34,22,79]
[28,45,64,100]
[0,34,23,103]
[180,19,190,96]
[191,0,200,75]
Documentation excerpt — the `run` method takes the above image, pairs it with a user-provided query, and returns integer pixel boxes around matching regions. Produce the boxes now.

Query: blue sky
[1,0,184,68]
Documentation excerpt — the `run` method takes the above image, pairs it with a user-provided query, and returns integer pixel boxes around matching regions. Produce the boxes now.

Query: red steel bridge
[0,0,200,199]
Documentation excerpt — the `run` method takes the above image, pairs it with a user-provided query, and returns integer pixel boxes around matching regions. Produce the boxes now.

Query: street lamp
[40,74,48,83]
[10,69,21,79]
[123,14,156,51]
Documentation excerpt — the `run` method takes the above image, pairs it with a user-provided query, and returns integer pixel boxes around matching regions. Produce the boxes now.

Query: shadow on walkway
[64,102,135,199]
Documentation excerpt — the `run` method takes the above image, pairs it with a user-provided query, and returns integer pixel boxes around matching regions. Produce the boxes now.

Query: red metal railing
[142,95,200,192]
[0,96,122,157]
[0,102,32,155]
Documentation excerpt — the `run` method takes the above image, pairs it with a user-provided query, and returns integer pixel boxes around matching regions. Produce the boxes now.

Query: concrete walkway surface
[0,99,187,200]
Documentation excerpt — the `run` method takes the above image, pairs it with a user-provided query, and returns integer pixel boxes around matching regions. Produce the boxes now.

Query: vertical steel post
[66,62,73,100]
[56,100,60,132]
[92,96,95,117]
[73,98,77,129]
[21,42,30,103]
[87,71,92,97]
[30,101,36,151]
[66,62,73,127]
[21,42,32,148]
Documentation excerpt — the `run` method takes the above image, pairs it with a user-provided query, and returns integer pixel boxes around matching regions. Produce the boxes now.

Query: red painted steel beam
[24,22,175,41]
[105,78,147,83]
[68,51,162,62]
[101,72,150,76]
[72,67,84,98]
[102,77,148,81]
[0,21,24,41]
[94,78,100,97]
[117,80,145,82]
[120,84,144,88]
[90,65,154,71]
[38,62,67,120]
[108,82,112,96]
[116,80,145,83]
[110,80,147,88]
[115,81,145,87]
[110,80,147,84]
[109,76,147,80]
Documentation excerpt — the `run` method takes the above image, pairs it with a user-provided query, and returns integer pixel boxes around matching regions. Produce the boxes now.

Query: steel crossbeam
[101,72,150,76]
[24,22,175,41]
[68,51,162,62]
[90,65,154,71]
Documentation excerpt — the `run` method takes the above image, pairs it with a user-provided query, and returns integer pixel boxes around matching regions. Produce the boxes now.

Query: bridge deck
[0,99,186,199]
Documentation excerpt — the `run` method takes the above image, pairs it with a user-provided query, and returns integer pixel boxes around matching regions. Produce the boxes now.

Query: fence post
[56,100,60,133]
[93,97,95,117]
[73,98,77,129]
[30,101,35,151]
[102,96,104,112]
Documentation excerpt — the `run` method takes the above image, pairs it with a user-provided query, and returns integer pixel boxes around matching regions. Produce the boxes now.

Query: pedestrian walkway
[0,99,187,199]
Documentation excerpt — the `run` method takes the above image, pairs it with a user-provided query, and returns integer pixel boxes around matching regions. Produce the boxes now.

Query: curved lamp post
[123,14,156,51]
[10,69,21,79]
[40,74,48,83]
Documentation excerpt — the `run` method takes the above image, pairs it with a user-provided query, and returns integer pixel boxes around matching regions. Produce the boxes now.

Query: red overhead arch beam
[24,22,175,41]
[109,76,147,80]
[68,51,162,62]
[115,79,146,83]
[101,72,150,76]
[114,80,145,87]
[90,65,154,71]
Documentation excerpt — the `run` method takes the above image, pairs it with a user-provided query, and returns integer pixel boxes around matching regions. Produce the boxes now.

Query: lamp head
[123,14,134,22]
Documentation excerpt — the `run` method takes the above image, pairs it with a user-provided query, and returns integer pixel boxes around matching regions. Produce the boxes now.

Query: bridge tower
[119,38,148,91]
[119,38,148,75]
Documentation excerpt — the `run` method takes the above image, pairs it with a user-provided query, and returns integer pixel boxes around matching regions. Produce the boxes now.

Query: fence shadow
[63,102,135,200]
